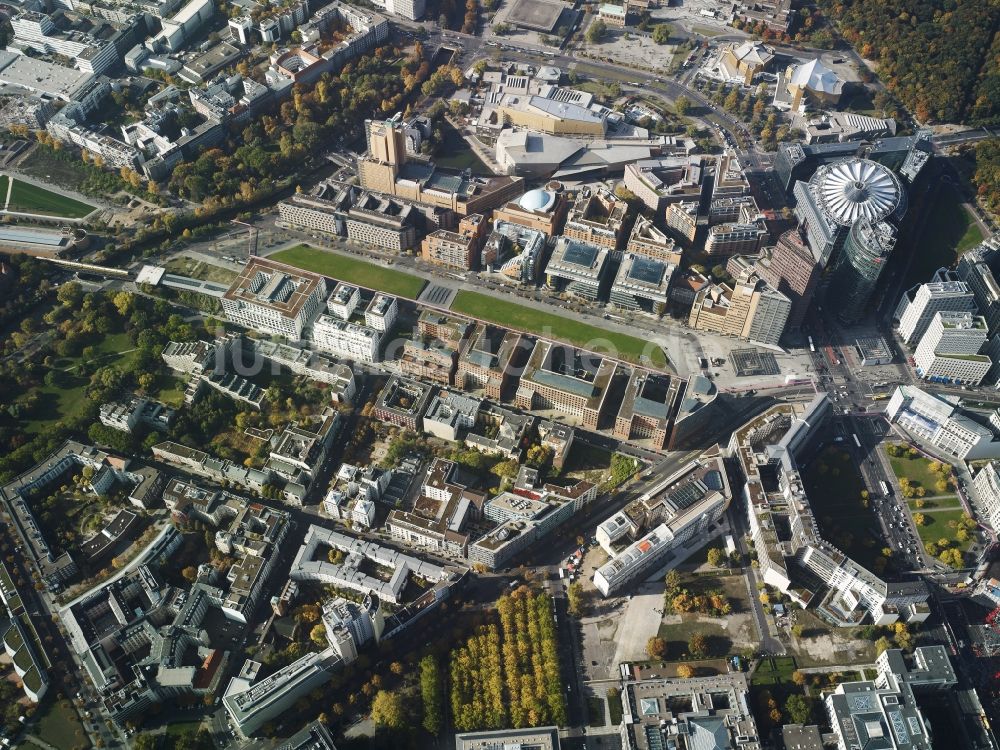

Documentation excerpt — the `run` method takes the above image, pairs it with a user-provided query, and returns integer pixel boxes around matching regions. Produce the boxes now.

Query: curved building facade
[792,157,909,321]
[826,217,898,323]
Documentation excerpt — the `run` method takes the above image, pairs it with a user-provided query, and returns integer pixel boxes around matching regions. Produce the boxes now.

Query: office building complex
[421,214,487,270]
[372,376,434,431]
[222,257,327,340]
[358,118,522,216]
[468,479,597,570]
[619,672,760,750]
[291,525,458,605]
[594,453,730,596]
[612,370,681,448]
[754,229,821,331]
[826,647,957,750]
[10,10,126,75]
[456,324,532,400]
[224,650,341,736]
[456,728,560,750]
[626,216,682,265]
[278,181,448,253]
[387,458,485,557]
[609,253,674,315]
[483,221,548,283]
[792,157,908,322]
[705,222,767,256]
[623,156,705,214]
[974,461,1000,531]
[543,237,611,299]
[957,239,1000,332]
[515,341,620,430]
[793,157,906,266]
[887,386,1000,460]
[563,187,628,253]
[367,0,425,20]
[732,396,930,626]
[688,260,790,347]
[492,185,569,236]
[895,268,976,344]
[913,311,991,385]
[664,201,699,244]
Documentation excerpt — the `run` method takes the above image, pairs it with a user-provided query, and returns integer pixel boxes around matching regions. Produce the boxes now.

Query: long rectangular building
[594,452,730,596]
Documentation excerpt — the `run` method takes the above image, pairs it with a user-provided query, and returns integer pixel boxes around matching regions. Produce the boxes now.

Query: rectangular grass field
[270,245,426,298]
[7,177,95,218]
[451,290,668,367]
[887,446,952,495]
[912,507,972,552]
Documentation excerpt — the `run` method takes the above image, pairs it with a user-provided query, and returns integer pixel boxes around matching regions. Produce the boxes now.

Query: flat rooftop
[0,50,93,100]
[506,0,566,32]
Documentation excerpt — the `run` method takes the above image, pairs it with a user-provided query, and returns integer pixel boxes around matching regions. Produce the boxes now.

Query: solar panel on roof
[667,482,704,510]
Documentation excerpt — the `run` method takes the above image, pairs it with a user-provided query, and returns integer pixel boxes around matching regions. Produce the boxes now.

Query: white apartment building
[369,0,425,20]
[364,293,398,332]
[593,456,730,596]
[221,258,327,340]
[914,311,992,385]
[11,11,120,74]
[327,283,361,320]
[309,315,380,363]
[887,385,1000,460]
[896,269,976,345]
[974,461,1000,531]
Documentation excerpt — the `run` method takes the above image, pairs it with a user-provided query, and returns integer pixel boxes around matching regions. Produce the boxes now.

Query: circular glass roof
[812,158,903,226]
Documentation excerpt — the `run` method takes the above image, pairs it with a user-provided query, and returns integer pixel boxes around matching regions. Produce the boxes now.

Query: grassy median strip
[7,178,95,218]
[451,290,668,368]
[270,245,427,298]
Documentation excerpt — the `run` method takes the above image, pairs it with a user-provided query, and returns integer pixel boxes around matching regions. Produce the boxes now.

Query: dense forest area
[818,0,1000,125]
[974,138,1000,215]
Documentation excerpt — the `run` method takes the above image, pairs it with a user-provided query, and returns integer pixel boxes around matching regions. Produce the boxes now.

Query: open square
[731,348,780,377]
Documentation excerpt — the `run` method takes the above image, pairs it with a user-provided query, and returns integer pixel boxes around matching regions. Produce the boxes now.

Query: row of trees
[449,590,567,731]
[819,0,1000,124]
[419,655,443,735]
